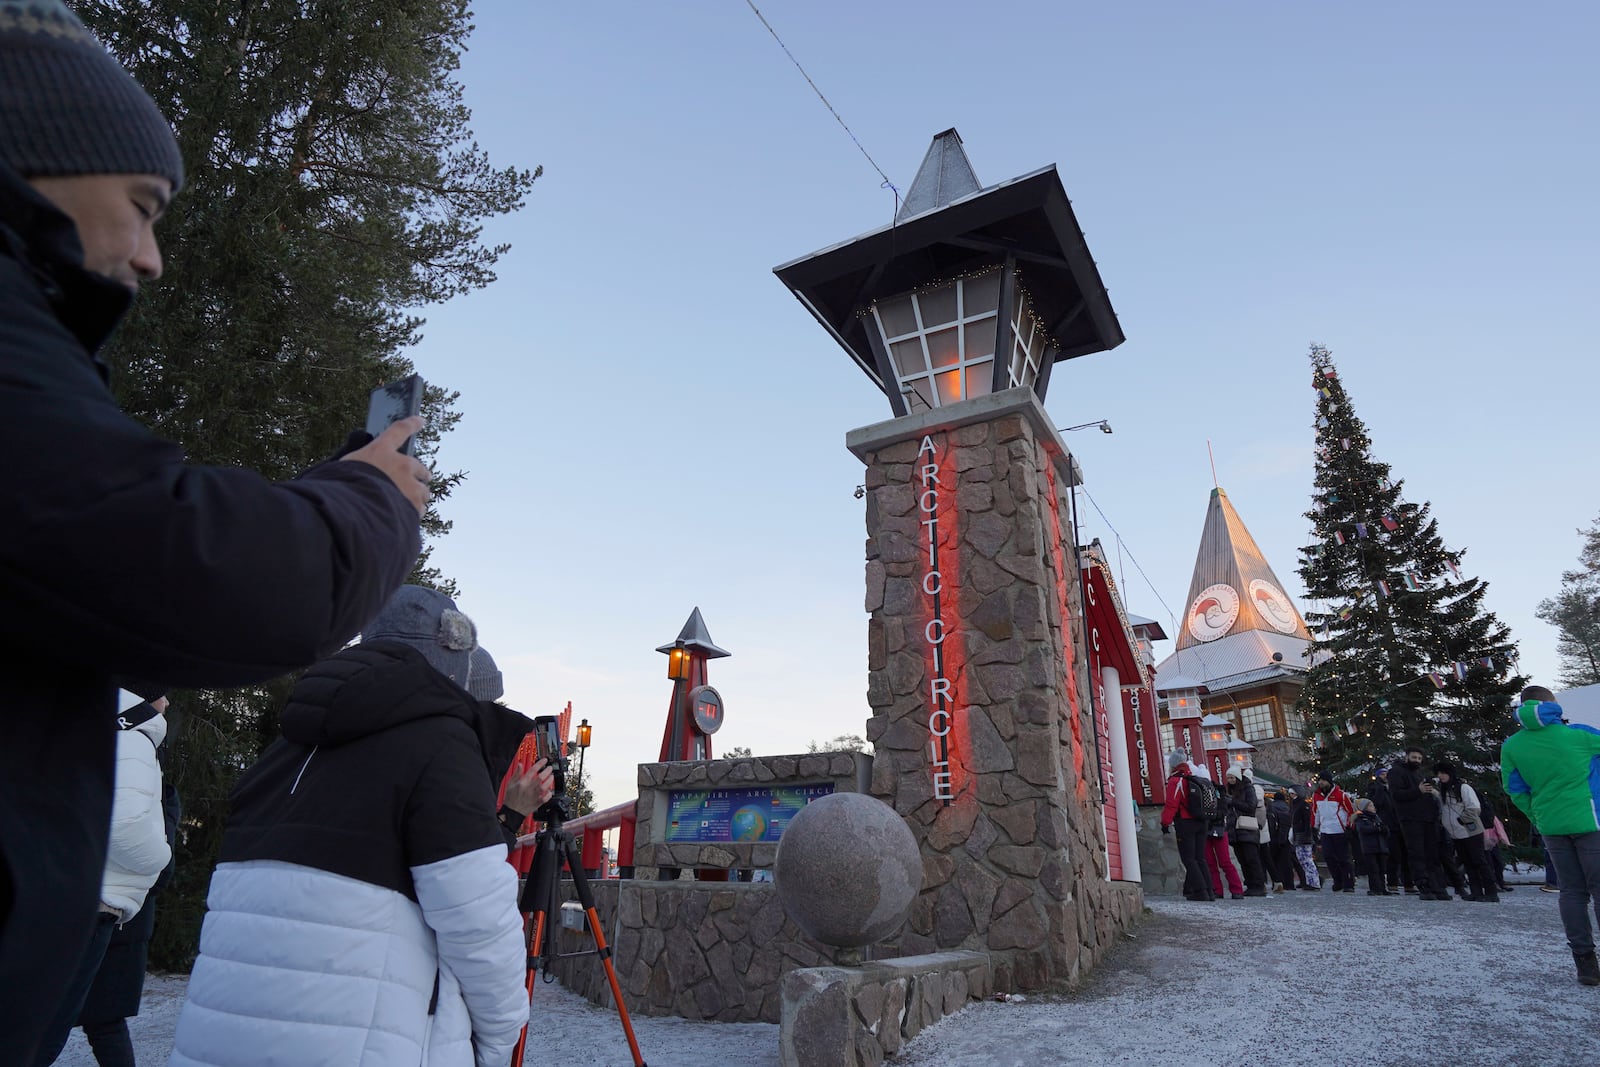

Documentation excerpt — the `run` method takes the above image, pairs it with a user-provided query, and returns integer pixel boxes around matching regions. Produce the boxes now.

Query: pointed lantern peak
[655,606,730,659]
[1176,486,1310,651]
[895,128,982,223]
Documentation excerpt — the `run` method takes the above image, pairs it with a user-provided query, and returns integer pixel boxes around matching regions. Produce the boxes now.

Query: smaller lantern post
[1200,714,1234,785]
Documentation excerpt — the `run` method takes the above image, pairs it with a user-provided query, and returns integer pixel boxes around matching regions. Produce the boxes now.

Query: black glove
[1161,822,1171,835]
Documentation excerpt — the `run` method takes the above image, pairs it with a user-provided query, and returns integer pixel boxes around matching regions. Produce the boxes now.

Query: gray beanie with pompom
[363,585,477,689]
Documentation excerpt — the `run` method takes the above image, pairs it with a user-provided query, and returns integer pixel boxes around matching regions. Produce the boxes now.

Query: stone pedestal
[778,951,991,1067]
[1133,804,1186,896]
[848,387,1141,992]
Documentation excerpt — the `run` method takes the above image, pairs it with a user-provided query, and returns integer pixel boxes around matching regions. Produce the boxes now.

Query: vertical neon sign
[917,434,958,804]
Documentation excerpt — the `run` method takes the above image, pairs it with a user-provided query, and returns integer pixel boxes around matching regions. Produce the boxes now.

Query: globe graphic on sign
[731,805,767,842]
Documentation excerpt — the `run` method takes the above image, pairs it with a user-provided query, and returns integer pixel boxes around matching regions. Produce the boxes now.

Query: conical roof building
[1154,488,1315,781]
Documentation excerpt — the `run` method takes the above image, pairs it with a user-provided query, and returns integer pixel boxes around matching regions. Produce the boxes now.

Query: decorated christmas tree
[1295,345,1523,789]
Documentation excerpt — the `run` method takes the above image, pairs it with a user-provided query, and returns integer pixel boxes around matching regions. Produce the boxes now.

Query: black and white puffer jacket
[170,641,533,1067]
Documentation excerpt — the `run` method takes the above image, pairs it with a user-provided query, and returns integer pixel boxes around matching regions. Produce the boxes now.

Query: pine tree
[1295,345,1524,797]
[76,0,539,968]
[1536,514,1600,687]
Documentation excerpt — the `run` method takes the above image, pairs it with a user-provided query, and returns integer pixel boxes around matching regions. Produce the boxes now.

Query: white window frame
[872,273,1000,412]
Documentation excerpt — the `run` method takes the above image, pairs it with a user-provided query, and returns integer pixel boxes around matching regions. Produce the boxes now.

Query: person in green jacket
[1501,684,1600,986]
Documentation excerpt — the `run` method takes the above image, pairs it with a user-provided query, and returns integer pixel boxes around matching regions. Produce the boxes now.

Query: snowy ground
[58,881,1595,1066]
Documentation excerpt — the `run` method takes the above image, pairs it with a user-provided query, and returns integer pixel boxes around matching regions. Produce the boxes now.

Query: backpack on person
[1183,773,1223,823]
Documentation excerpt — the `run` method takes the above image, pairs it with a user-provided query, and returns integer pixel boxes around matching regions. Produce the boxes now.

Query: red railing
[513,799,637,877]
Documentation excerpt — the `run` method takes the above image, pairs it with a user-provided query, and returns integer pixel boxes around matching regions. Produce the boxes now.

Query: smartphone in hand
[365,374,426,457]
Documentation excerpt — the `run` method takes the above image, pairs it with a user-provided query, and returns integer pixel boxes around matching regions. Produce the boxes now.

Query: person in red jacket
[1310,775,1359,892]
[1161,751,1215,901]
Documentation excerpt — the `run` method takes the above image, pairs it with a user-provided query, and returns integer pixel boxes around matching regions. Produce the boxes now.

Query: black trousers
[1453,834,1499,900]
[1322,832,1356,891]
[1175,819,1213,899]
[1385,821,1410,887]
[1233,837,1267,892]
[1270,841,1297,887]
[1364,851,1389,892]
[1401,820,1445,895]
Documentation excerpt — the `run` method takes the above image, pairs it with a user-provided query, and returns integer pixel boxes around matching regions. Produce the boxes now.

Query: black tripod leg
[559,833,649,1067]
[511,830,561,1067]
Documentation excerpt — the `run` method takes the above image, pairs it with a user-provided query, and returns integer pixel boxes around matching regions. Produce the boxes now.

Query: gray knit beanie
[0,1,184,189]
[363,585,477,689]
[467,646,504,702]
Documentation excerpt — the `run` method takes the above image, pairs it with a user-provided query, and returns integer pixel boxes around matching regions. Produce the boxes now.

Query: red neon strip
[1042,458,1089,802]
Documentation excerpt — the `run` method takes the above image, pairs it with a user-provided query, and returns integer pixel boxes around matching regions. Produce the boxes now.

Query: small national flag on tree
[1479,656,1494,669]
[1306,544,1322,558]
[1403,572,1423,592]
[1380,515,1399,532]
[1447,560,1461,580]
[1455,662,1469,681]
[1334,530,1346,546]
[1377,579,1391,598]
[1317,415,1330,429]
[1341,438,1351,449]
[1339,605,1354,621]
[1355,522,1368,539]
[1428,672,1447,689]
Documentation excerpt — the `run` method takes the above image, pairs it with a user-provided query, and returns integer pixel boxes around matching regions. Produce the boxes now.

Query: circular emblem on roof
[1187,584,1239,643]
[1248,579,1300,635]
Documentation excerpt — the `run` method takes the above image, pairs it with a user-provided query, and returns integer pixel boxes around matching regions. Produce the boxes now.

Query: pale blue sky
[406,2,1598,809]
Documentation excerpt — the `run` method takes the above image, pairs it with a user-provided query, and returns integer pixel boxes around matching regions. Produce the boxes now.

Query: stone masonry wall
[548,880,840,1023]
[854,391,1141,991]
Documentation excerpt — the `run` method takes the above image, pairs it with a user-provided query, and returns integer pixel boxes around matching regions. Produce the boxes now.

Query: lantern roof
[654,607,730,659]
[1155,671,1208,694]
[895,128,982,223]
[1200,713,1233,728]
[774,129,1124,395]
[1127,613,1170,642]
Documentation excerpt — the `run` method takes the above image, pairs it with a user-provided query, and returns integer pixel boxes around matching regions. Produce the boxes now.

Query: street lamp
[1061,420,1113,434]
[574,718,592,807]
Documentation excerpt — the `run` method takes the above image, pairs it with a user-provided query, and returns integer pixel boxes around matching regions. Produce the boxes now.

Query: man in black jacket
[1389,748,1448,900]
[1370,767,1410,892]
[0,4,427,1057]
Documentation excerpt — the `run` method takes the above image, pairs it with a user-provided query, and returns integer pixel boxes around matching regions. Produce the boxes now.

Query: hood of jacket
[281,641,531,783]
[0,158,133,359]
[1515,699,1563,731]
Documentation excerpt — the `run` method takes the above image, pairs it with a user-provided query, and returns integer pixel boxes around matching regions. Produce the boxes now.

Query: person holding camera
[169,587,553,1066]
[0,4,430,1056]
[1434,761,1499,902]
[1388,747,1448,901]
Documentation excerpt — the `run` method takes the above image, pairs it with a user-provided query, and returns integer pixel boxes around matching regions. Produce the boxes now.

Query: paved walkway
[59,884,1597,1065]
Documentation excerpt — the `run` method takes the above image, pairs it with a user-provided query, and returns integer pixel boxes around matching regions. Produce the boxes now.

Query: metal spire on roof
[654,607,731,659]
[894,128,982,223]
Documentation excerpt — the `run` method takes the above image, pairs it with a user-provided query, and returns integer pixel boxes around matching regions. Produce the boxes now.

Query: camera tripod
[510,799,647,1067]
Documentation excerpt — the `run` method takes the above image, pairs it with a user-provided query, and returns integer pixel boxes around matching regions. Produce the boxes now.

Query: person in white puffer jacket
[169,586,550,1067]
[34,688,172,1065]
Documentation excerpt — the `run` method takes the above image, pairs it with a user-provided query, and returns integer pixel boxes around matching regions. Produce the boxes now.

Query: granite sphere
[773,792,922,948]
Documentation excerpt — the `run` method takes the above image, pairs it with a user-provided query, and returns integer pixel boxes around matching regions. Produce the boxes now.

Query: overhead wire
[742,1,900,209]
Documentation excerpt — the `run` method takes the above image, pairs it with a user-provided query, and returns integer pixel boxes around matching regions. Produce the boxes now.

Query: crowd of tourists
[1161,748,1515,903]
[1160,684,1600,987]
